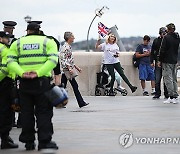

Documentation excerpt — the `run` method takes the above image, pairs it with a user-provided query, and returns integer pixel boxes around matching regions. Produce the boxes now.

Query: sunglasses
[109,35,116,38]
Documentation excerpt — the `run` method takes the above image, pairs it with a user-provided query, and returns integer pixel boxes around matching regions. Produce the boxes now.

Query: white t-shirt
[101,43,120,64]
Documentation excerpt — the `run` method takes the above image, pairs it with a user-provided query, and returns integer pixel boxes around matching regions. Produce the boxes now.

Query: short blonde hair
[106,33,117,44]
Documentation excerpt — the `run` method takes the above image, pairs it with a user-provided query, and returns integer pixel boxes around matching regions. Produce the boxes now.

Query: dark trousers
[0,78,13,140]
[155,66,168,97]
[19,77,53,144]
[61,74,86,107]
[105,62,132,92]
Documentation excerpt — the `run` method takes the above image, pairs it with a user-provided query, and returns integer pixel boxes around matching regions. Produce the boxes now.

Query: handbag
[63,67,78,80]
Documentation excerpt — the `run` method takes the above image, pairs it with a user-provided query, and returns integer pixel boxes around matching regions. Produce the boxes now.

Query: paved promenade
[1,96,180,154]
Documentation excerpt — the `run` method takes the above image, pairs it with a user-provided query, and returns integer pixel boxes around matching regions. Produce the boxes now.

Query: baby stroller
[95,65,128,96]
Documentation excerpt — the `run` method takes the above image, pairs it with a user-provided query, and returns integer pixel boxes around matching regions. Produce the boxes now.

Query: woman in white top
[96,33,137,96]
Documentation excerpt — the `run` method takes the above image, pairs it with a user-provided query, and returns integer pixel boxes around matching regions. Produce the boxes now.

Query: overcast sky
[0,0,180,41]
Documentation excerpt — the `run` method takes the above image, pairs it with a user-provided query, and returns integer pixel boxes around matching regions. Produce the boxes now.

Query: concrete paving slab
[1,96,180,154]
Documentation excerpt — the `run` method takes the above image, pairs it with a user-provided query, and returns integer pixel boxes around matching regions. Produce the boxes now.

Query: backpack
[132,52,140,68]
[133,44,144,68]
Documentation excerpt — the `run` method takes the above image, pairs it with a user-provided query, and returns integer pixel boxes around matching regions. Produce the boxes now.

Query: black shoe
[25,142,36,151]
[79,103,89,108]
[1,141,19,149]
[38,141,58,151]
[164,96,169,99]
[130,86,137,93]
[152,95,160,99]
[143,91,149,96]
[164,95,169,99]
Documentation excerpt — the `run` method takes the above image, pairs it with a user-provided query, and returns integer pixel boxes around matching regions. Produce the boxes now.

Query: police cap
[26,22,40,31]
[0,31,11,38]
[2,21,17,29]
[27,21,42,25]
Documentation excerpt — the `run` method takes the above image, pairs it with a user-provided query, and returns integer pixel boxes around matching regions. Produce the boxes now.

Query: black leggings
[106,62,132,91]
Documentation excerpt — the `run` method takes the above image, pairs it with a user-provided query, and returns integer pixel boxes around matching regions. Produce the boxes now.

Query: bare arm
[135,51,150,58]
[54,74,61,86]
[74,65,82,73]
[95,39,102,51]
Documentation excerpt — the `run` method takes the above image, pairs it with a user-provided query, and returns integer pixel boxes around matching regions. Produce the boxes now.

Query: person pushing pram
[95,57,128,96]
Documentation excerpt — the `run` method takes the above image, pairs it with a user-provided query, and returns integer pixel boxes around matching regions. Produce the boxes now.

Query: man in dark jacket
[151,27,168,99]
[160,23,180,104]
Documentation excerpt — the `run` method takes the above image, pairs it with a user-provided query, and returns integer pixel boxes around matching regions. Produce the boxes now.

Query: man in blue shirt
[135,35,155,96]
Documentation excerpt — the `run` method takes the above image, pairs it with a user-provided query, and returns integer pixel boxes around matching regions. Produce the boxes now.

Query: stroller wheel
[104,89,109,96]
[113,89,117,95]
[121,89,128,96]
[95,88,101,96]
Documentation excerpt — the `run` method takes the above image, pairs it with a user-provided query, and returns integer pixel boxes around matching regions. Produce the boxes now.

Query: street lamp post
[86,6,109,52]
[24,15,32,23]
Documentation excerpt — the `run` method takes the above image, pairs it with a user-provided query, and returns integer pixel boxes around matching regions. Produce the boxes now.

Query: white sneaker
[117,86,125,90]
[163,97,173,104]
[172,98,179,104]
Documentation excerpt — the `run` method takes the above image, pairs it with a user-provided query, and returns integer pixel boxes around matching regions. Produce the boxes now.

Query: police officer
[39,30,62,86]
[2,21,17,45]
[28,21,61,86]
[0,31,18,149]
[7,22,59,150]
[2,21,20,128]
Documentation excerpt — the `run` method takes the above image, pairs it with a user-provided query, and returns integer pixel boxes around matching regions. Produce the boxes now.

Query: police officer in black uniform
[7,22,59,151]
[2,21,21,128]
[2,21,17,45]
[0,31,19,149]
[29,21,62,86]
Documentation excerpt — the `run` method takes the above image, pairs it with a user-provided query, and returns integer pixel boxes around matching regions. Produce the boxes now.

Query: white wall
[64,51,155,96]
